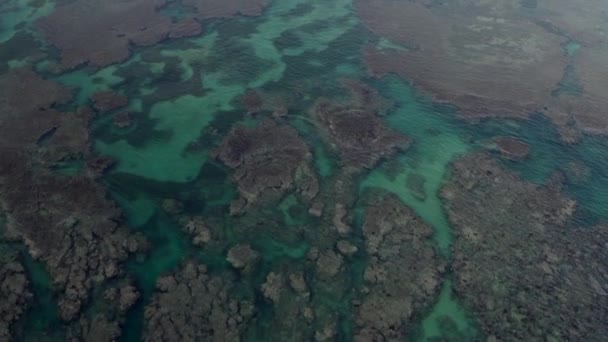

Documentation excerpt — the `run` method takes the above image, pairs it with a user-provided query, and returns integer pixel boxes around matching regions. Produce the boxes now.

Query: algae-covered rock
[443,153,608,340]
[0,253,33,342]
[226,244,259,271]
[313,80,409,170]
[354,194,445,340]
[143,262,254,341]
[215,119,319,211]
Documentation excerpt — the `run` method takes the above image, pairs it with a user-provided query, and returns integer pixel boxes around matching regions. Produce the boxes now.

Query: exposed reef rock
[66,280,139,342]
[443,153,608,340]
[183,0,269,19]
[36,0,270,70]
[354,195,445,340]
[0,252,32,342]
[91,91,128,113]
[356,0,608,138]
[493,136,530,161]
[313,80,409,170]
[0,69,142,326]
[258,268,324,341]
[226,244,259,271]
[37,0,202,70]
[214,119,319,210]
[143,262,254,342]
[112,111,133,128]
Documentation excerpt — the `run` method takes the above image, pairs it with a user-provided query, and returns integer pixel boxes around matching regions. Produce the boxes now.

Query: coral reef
[493,136,530,161]
[91,91,128,113]
[36,0,271,70]
[0,252,32,342]
[226,244,260,271]
[443,153,608,340]
[36,0,202,69]
[214,119,319,211]
[112,111,133,128]
[0,69,142,335]
[354,195,445,340]
[313,80,409,170]
[143,262,254,341]
[356,0,608,138]
[182,0,269,19]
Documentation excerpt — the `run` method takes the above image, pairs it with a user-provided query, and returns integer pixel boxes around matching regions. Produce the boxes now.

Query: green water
[4,0,608,341]
[419,280,478,341]
[361,77,470,254]
[20,252,64,342]
[0,0,54,43]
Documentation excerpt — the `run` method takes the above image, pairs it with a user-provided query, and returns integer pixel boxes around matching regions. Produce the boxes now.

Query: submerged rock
[143,262,254,341]
[406,172,427,201]
[226,244,259,271]
[180,216,211,247]
[493,136,530,161]
[336,240,358,257]
[0,253,33,342]
[354,195,445,340]
[0,69,142,326]
[112,111,133,128]
[90,91,128,113]
[313,80,409,170]
[443,153,608,340]
[214,119,319,210]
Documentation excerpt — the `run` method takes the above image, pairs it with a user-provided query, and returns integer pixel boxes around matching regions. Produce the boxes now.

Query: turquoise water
[2,0,608,340]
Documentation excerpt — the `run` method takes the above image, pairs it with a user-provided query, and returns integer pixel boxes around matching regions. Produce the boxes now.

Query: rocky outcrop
[259,269,324,341]
[0,252,32,341]
[226,244,259,271]
[36,0,202,69]
[214,119,319,211]
[356,0,608,139]
[37,0,270,70]
[313,81,409,170]
[143,262,254,342]
[0,69,143,325]
[443,153,608,340]
[354,195,445,340]
[493,136,530,161]
[182,0,269,19]
[91,91,128,113]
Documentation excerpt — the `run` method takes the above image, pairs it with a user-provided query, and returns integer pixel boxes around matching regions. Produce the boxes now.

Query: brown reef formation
[36,0,270,70]
[91,91,129,113]
[354,195,445,340]
[214,119,319,212]
[356,0,608,139]
[313,80,409,170]
[493,136,530,161]
[0,251,32,342]
[143,262,255,341]
[183,0,269,19]
[0,69,143,337]
[442,153,608,340]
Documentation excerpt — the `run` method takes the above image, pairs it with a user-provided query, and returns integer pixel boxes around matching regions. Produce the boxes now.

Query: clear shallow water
[1,0,607,341]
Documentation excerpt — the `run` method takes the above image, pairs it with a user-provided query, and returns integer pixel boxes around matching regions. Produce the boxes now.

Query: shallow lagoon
[1,0,608,341]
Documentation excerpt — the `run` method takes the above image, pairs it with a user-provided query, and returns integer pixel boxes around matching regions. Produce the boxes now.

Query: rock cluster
[214,119,319,210]
[356,0,608,139]
[36,0,270,70]
[443,153,608,340]
[0,253,32,342]
[354,195,445,340]
[493,136,530,161]
[0,69,143,333]
[143,262,254,341]
[90,91,128,113]
[313,81,409,170]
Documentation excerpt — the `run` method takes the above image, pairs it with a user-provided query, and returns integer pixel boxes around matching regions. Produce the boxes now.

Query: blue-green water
[2,0,608,340]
